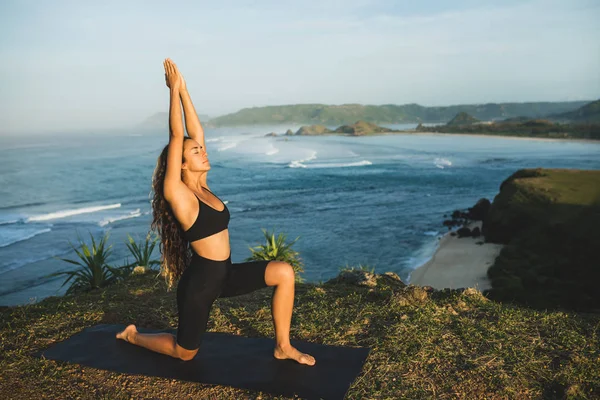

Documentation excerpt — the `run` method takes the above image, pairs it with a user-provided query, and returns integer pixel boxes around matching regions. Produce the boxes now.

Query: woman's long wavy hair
[150,137,193,291]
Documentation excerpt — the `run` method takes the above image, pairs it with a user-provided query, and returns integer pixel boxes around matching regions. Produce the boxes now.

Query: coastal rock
[443,219,464,228]
[457,227,472,238]
[326,270,406,288]
[471,227,481,237]
[131,266,148,275]
[285,129,294,136]
[265,132,278,137]
[295,125,332,135]
[467,198,491,220]
[382,272,402,282]
[333,120,393,136]
[393,286,429,306]
[327,269,378,287]
[461,287,489,302]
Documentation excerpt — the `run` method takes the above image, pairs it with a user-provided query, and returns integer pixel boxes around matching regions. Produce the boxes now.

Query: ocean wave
[25,203,122,222]
[290,160,372,169]
[206,138,221,143]
[287,151,318,168]
[434,157,452,169]
[0,219,20,226]
[218,142,238,151]
[98,208,142,227]
[0,227,52,249]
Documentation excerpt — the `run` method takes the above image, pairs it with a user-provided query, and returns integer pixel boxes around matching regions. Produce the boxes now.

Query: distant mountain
[447,112,479,126]
[139,100,593,128]
[548,100,600,123]
[138,112,212,131]
[203,101,590,126]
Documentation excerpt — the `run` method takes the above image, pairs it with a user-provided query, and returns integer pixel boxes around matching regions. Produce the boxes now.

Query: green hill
[549,99,600,123]
[416,118,600,140]
[482,168,600,311]
[154,101,589,127]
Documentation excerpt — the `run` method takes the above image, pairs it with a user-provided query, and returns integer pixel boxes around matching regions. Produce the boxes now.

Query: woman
[116,58,315,366]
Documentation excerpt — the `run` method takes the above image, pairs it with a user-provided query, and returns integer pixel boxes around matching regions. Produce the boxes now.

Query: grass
[1,270,598,399]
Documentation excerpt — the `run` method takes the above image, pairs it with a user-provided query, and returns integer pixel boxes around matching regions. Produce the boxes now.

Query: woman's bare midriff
[190,229,230,261]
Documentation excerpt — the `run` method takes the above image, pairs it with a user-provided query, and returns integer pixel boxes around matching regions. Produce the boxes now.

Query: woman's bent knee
[265,261,295,286]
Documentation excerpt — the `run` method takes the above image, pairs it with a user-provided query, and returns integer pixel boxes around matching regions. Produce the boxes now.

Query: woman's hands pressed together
[164,58,186,92]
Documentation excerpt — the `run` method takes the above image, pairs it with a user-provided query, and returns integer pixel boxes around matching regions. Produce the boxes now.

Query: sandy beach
[408,221,505,291]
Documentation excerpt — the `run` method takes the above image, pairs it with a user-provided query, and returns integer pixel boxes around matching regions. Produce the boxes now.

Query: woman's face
[183,139,210,172]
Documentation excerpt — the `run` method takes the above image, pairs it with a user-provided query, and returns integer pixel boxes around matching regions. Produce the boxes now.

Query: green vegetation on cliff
[285,120,396,136]
[482,168,600,311]
[549,99,600,123]
[197,101,590,127]
[417,117,600,140]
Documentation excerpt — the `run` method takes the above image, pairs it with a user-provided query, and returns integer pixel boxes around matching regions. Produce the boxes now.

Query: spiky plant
[124,231,161,273]
[45,231,121,294]
[245,228,305,283]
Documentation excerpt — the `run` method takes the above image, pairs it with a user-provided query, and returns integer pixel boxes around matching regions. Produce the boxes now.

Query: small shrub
[246,228,305,283]
[45,231,122,294]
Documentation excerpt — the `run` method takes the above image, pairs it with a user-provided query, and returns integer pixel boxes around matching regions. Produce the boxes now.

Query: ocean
[1,124,599,306]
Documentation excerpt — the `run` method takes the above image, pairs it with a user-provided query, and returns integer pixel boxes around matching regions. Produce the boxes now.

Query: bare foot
[116,324,138,344]
[274,344,316,366]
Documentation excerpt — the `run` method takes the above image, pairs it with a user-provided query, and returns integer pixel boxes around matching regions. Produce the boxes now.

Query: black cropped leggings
[176,250,272,350]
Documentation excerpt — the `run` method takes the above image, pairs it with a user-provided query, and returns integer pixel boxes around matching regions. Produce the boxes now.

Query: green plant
[124,231,161,273]
[338,263,375,274]
[245,228,305,283]
[45,231,123,294]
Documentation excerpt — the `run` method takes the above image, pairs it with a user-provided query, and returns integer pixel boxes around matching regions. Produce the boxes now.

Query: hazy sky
[1,0,598,133]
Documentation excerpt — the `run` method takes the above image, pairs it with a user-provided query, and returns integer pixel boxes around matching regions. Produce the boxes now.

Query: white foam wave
[0,227,52,248]
[98,208,142,227]
[26,203,122,222]
[423,230,440,236]
[292,160,372,169]
[434,157,452,169]
[218,142,238,151]
[288,151,318,168]
[0,219,20,226]
[206,138,221,143]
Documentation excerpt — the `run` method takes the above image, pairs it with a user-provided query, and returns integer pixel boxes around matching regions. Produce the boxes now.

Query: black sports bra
[182,187,230,242]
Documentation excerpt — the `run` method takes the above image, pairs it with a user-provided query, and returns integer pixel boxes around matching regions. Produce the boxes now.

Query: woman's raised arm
[165,59,184,138]
[172,62,206,152]
[163,59,186,200]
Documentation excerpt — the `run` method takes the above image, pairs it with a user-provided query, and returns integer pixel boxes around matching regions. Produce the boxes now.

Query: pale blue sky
[0,0,598,133]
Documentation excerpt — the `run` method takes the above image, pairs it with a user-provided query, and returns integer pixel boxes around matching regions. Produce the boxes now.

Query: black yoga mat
[33,324,371,400]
